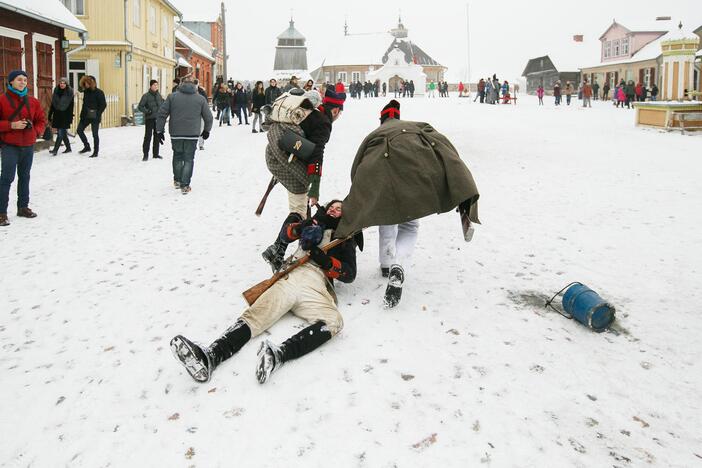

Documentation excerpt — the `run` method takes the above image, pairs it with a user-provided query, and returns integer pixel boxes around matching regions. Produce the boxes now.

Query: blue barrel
[562,283,615,331]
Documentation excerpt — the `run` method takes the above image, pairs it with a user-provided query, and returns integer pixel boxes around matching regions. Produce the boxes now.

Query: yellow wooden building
[62,0,181,127]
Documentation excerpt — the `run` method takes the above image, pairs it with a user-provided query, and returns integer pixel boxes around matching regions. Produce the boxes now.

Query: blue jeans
[0,144,34,214]
[171,139,197,187]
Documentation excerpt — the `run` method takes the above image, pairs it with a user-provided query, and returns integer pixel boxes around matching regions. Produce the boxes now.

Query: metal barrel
[562,283,615,331]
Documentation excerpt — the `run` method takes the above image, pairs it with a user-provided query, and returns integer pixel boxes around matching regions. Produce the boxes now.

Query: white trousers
[288,191,308,219]
[378,220,419,268]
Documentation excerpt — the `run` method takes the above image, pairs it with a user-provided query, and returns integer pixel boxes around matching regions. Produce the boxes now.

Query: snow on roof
[0,0,86,33]
[175,27,214,62]
[319,33,392,67]
[177,56,192,68]
[620,19,672,33]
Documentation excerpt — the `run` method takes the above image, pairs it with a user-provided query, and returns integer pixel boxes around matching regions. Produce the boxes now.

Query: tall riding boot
[208,319,252,367]
[256,321,332,384]
[50,139,61,155]
[261,212,303,272]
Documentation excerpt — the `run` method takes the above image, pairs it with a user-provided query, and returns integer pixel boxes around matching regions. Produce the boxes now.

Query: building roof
[161,0,182,17]
[277,19,305,40]
[0,0,86,33]
[175,26,214,62]
[385,38,444,67]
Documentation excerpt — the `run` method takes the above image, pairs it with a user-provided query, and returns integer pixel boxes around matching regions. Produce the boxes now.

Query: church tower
[273,18,308,72]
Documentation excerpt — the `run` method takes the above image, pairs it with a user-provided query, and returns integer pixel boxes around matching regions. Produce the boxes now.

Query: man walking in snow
[170,199,359,384]
[137,79,164,161]
[156,77,213,194]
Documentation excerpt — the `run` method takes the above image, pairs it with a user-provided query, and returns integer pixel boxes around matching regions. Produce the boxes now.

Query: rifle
[242,236,349,306]
[255,177,277,216]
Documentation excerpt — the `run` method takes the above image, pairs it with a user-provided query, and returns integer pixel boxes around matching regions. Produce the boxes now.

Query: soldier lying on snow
[170,200,360,384]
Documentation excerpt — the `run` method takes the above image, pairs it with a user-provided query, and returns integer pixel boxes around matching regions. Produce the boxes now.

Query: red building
[175,25,215,98]
[182,12,225,83]
[0,0,86,105]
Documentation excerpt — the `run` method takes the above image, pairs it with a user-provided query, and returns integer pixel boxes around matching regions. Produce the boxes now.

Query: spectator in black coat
[48,77,74,155]
[77,75,106,158]
[232,82,249,125]
[265,79,282,105]
[251,81,266,133]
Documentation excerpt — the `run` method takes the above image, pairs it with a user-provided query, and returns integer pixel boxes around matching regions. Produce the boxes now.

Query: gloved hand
[299,224,323,250]
[157,132,165,144]
[201,130,210,140]
[309,246,332,270]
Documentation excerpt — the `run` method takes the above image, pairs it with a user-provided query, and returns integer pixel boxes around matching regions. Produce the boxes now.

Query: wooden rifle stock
[242,236,349,306]
[255,177,278,216]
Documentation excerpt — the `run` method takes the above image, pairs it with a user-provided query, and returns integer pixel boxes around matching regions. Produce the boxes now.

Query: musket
[255,177,277,216]
[242,236,350,306]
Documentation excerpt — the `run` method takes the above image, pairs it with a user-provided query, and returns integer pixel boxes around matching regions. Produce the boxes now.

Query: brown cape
[335,118,479,238]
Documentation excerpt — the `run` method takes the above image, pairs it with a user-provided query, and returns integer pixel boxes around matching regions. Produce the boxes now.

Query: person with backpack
[137,79,164,161]
[261,88,346,272]
[77,75,106,158]
[0,70,47,226]
[48,77,74,155]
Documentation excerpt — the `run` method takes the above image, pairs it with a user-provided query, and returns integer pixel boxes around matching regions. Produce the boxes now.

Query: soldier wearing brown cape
[335,101,480,304]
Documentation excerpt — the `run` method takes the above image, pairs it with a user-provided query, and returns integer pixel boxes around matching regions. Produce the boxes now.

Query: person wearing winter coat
[458,81,465,97]
[616,86,626,108]
[651,84,659,101]
[624,80,635,108]
[215,84,231,126]
[409,80,415,98]
[282,75,300,93]
[137,79,165,161]
[602,82,610,101]
[0,70,47,226]
[156,77,213,194]
[553,81,562,105]
[382,82,387,96]
[582,80,593,108]
[477,79,486,103]
[536,85,545,105]
[635,83,643,102]
[232,82,249,125]
[251,81,266,133]
[265,79,283,105]
[427,80,436,98]
[564,81,574,105]
[592,80,600,100]
[77,75,106,158]
[261,88,346,272]
[170,199,359,385]
[48,77,74,155]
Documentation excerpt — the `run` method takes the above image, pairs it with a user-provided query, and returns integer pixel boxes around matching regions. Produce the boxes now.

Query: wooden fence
[70,93,122,133]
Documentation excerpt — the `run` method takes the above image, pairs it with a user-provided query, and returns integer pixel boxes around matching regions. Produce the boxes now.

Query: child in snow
[536,86,545,105]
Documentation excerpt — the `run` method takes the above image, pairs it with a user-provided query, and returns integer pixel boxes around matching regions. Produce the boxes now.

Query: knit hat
[7,70,28,84]
[380,100,400,123]
[323,88,346,110]
[150,79,158,86]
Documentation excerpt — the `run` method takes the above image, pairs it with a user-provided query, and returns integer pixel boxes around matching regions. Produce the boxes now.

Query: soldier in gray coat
[137,79,164,161]
[156,77,213,194]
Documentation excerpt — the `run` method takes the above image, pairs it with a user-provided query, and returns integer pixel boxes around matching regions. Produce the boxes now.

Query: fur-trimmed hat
[380,100,400,123]
[323,88,346,110]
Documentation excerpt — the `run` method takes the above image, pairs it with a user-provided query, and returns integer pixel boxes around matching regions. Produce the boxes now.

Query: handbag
[279,129,315,162]
[85,108,98,120]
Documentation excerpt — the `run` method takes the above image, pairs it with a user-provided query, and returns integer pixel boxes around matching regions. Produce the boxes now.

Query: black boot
[383,264,405,308]
[49,140,61,156]
[79,145,91,154]
[89,151,98,158]
[62,143,72,154]
[142,154,148,161]
[261,212,303,272]
[256,321,332,384]
[208,319,252,367]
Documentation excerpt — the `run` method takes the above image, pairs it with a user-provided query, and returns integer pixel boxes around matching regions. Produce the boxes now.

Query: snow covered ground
[1,95,701,467]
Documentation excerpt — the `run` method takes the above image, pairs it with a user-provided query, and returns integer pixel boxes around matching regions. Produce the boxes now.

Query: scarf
[8,85,28,98]
[52,86,74,111]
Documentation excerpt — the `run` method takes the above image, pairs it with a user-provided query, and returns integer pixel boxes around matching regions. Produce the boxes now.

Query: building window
[133,0,141,26]
[324,72,331,83]
[644,68,651,87]
[351,71,361,83]
[61,0,84,16]
[613,39,620,56]
[604,41,611,58]
[337,71,347,83]
[149,5,156,34]
[622,37,629,55]
[162,15,169,40]
[68,60,86,90]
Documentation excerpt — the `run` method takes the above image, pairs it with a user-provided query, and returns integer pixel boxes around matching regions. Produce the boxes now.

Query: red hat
[380,100,400,123]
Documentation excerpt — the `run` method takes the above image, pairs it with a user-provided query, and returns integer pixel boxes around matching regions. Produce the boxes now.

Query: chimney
[573,35,584,42]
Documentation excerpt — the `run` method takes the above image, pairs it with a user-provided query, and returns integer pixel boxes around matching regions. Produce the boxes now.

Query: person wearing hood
[77,75,106,157]
[137,79,164,161]
[48,77,75,155]
[0,70,47,226]
[170,199,359,384]
[156,77,213,194]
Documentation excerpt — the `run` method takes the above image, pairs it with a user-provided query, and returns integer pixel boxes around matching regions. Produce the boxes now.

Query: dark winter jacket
[137,90,165,121]
[232,88,248,109]
[651,85,659,97]
[48,86,75,129]
[0,90,47,147]
[197,87,207,100]
[80,88,107,123]
[156,82,213,139]
[299,106,333,172]
[265,85,282,105]
[251,90,266,112]
[215,90,230,108]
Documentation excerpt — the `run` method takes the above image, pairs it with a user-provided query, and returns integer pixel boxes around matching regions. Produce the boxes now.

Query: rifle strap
[4,92,28,122]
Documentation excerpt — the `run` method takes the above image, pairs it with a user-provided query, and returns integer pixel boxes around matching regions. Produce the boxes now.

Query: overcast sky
[171,0,701,83]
